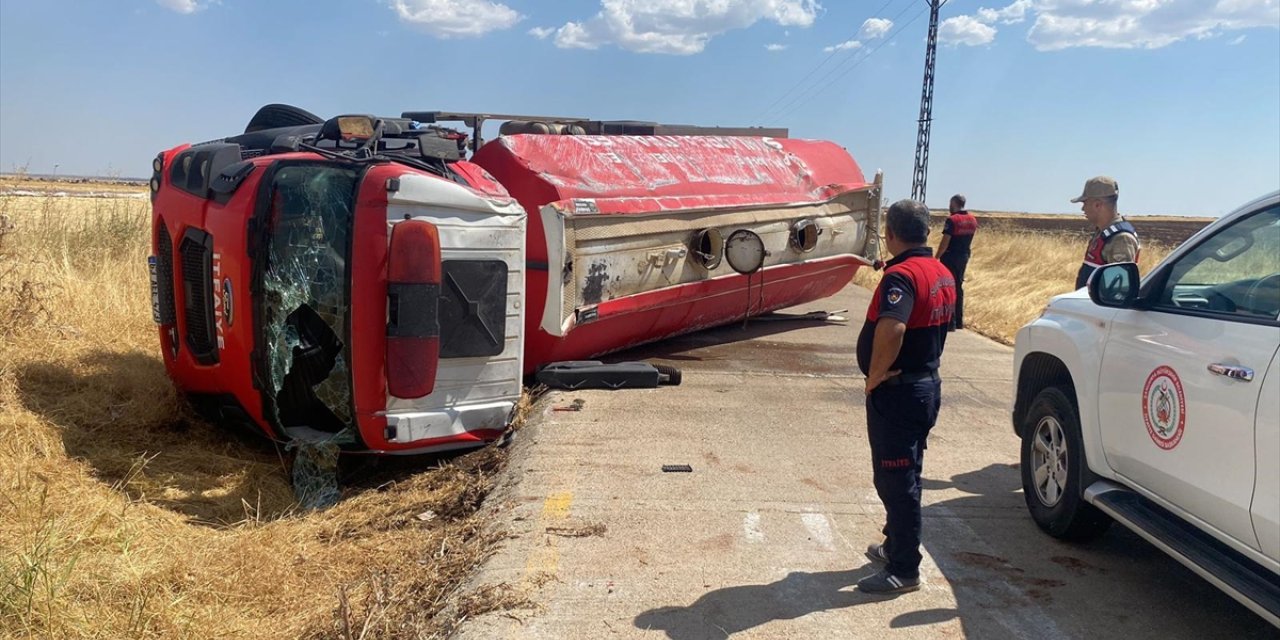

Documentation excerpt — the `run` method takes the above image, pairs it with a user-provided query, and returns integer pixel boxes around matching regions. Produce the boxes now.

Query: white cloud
[529,26,555,39]
[1027,0,1279,50]
[858,17,894,39]
[389,0,522,39]
[156,0,205,14]
[1229,33,1248,44]
[939,15,998,46]
[823,39,863,53]
[977,0,1032,24]
[554,21,602,49]
[547,0,820,55]
[765,43,789,51]
[950,0,1280,51]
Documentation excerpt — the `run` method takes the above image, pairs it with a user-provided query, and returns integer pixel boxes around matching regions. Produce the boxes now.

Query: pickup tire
[1020,387,1112,541]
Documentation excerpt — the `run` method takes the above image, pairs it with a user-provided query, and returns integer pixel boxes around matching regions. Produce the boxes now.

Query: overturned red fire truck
[149,105,882,454]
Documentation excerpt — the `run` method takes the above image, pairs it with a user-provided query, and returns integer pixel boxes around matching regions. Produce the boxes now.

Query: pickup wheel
[1020,387,1112,541]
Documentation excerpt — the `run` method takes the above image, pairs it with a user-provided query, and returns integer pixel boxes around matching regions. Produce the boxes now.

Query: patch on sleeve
[886,287,905,306]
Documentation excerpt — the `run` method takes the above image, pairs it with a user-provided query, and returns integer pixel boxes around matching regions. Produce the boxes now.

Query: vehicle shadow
[599,313,851,374]
[627,313,848,355]
[920,464,1275,639]
[16,350,299,525]
[14,349,471,526]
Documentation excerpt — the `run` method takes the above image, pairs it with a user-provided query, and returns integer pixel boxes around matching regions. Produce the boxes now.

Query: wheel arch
[1014,352,1076,439]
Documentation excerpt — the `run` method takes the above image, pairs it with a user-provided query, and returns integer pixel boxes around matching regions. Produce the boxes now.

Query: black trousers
[941,253,969,329]
[866,376,942,579]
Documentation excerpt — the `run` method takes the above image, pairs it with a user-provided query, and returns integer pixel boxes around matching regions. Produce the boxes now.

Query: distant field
[0,175,147,197]
[857,224,1174,344]
[939,210,1214,246]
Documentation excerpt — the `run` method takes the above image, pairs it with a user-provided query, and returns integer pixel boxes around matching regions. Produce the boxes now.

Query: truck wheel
[1020,387,1112,541]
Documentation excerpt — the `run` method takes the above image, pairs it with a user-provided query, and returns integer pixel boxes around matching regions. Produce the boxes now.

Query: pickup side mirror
[1088,262,1141,308]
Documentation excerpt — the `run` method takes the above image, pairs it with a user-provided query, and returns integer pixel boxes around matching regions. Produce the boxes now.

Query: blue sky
[1,0,1277,216]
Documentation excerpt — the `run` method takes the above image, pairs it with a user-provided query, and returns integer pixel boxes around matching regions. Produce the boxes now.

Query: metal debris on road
[753,309,849,323]
[553,398,586,412]
[661,464,694,473]
[546,523,607,538]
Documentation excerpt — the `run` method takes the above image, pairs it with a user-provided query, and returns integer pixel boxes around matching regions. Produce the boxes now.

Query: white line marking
[743,511,765,543]
[801,512,835,550]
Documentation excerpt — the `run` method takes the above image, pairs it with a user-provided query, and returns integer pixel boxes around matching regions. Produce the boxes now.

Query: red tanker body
[470,134,880,371]
[148,105,881,455]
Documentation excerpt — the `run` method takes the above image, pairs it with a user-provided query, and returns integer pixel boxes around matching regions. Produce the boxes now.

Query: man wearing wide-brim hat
[1073,176,1141,289]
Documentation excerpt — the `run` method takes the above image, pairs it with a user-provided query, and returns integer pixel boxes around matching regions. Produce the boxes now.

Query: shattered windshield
[260,163,359,437]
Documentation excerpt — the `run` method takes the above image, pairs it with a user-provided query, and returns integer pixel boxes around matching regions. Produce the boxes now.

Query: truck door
[1097,204,1280,552]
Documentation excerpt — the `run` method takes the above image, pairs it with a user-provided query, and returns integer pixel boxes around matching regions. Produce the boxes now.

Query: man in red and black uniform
[856,199,956,595]
[935,194,978,331]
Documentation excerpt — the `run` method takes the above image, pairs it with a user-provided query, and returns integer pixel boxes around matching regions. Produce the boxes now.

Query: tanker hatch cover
[260,164,360,440]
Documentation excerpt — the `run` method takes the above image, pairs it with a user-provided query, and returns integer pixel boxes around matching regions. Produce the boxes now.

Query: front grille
[180,229,218,364]
[156,222,177,326]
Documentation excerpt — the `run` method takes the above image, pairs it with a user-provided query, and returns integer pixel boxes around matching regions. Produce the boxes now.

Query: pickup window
[1153,206,1280,322]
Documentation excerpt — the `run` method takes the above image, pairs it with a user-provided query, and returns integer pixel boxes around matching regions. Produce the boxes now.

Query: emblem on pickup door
[1142,366,1186,450]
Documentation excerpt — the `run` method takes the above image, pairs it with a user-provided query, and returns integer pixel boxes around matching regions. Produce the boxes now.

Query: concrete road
[455,284,1274,639]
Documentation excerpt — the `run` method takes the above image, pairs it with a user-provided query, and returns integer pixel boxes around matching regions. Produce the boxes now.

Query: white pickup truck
[1012,191,1280,625]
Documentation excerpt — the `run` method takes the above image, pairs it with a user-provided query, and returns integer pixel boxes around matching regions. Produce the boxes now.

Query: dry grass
[0,191,529,639]
[853,222,1172,344]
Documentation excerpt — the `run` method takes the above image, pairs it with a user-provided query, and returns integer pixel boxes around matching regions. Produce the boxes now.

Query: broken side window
[260,163,359,436]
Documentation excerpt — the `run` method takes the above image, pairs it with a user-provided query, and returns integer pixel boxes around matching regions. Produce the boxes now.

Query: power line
[759,0,925,124]
[752,0,901,123]
[762,3,930,124]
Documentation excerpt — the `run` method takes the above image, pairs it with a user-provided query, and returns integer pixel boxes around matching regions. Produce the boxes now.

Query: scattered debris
[455,582,538,620]
[754,309,849,323]
[545,523,607,538]
[286,427,357,510]
[416,510,438,522]
[290,441,342,511]
[552,398,587,412]
[661,464,693,473]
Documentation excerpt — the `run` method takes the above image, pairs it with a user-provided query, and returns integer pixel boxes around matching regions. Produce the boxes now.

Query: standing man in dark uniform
[935,194,978,331]
[1072,176,1140,289]
[856,199,956,594]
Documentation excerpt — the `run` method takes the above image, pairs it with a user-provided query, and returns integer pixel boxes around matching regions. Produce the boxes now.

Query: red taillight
[386,220,442,399]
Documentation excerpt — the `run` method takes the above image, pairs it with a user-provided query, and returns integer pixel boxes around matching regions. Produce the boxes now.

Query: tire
[244,103,324,134]
[654,364,682,386]
[1020,386,1112,541]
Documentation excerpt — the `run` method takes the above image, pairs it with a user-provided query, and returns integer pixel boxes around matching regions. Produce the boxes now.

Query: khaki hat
[1071,176,1119,203]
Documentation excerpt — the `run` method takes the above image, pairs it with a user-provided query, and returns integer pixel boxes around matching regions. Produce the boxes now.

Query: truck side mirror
[1088,262,1141,308]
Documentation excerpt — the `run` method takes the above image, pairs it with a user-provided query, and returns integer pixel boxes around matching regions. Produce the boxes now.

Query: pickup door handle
[1208,363,1254,382]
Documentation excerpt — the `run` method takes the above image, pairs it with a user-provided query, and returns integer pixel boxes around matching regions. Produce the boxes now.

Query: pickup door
[1097,203,1280,557]
[1255,348,1280,562]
